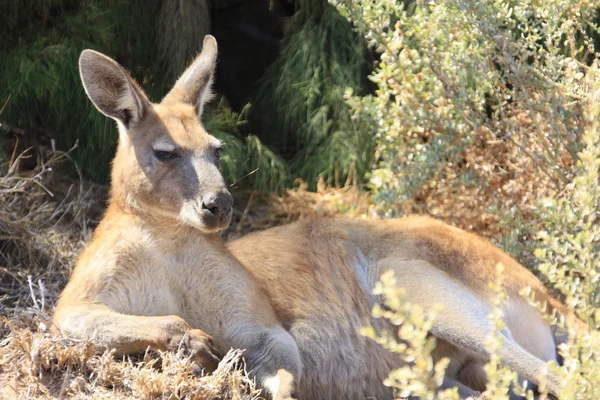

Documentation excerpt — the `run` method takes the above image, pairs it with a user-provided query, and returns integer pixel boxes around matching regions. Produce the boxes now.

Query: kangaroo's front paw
[188,328,222,372]
[169,328,222,372]
[272,387,297,400]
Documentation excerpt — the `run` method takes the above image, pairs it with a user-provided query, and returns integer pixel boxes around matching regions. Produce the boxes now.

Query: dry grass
[1,312,259,399]
[225,177,376,240]
[0,148,263,399]
[0,147,102,313]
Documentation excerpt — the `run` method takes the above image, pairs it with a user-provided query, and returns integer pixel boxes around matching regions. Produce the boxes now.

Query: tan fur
[227,218,567,399]
[55,36,572,400]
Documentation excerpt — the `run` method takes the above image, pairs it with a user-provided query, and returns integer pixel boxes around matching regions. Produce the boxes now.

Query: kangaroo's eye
[214,147,223,159]
[154,150,178,161]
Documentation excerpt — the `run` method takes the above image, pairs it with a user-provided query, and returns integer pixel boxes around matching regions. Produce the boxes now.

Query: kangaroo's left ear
[79,49,150,129]
[161,35,217,117]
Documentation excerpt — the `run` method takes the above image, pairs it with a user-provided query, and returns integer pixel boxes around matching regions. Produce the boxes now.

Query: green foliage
[205,102,288,192]
[0,0,160,181]
[337,0,600,398]
[335,0,597,221]
[252,0,374,189]
[532,63,600,400]
[534,64,600,328]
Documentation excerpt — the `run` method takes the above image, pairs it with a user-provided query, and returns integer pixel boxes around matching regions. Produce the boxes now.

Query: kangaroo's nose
[202,192,233,219]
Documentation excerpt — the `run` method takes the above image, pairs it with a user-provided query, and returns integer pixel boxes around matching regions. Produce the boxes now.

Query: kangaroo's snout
[202,191,233,220]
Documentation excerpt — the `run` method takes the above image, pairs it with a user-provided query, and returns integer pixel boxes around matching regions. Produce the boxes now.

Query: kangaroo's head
[79,36,232,233]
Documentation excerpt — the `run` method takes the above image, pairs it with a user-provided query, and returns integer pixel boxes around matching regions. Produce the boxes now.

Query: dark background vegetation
[0,0,374,192]
[0,4,377,393]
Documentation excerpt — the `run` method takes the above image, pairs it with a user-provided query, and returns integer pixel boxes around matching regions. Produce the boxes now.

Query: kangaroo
[54,35,570,400]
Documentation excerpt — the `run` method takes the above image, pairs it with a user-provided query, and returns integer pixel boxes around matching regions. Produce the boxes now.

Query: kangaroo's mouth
[180,197,232,233]
[199,206,232,232]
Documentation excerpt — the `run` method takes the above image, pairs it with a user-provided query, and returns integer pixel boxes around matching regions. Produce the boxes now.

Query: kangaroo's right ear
[79,50,150,129]
[161,35,217,116]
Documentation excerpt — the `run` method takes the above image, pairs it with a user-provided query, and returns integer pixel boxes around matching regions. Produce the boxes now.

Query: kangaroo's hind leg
[378,259,562,397]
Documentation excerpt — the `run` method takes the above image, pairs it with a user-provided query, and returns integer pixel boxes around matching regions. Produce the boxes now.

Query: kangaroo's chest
[99,245,189,317]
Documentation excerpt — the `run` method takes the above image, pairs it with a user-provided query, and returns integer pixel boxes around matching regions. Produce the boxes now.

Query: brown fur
[54,36,571,400]
[227,218,567,398]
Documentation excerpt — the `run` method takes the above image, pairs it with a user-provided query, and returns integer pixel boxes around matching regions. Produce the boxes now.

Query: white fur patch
[263,375,280,397]
[152,140,176,152]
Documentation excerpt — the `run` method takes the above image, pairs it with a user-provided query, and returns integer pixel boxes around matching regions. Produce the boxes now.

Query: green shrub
[252,0,375,189]
[532,63,600,399]
[335,0,596,242]
[0,0,162,180]
[334,0,600,398]
[205,102,288,192]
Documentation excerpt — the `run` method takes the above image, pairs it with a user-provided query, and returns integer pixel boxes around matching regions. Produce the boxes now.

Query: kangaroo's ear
[162,35,217,117]
[79,50,150,129]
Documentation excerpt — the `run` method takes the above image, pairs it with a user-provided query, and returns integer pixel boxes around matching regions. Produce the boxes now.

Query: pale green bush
[532,63,600,400]
[535,64,600,328]
[362,270,459,400]
[482,266,515,399]
[335,0,598,244]
[333,0,600,398]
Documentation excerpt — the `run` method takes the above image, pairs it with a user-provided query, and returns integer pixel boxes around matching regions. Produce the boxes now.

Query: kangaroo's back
[229,216,548,302]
